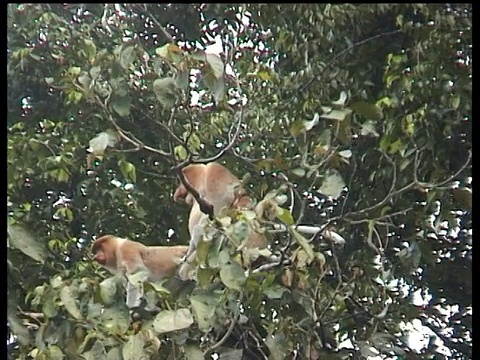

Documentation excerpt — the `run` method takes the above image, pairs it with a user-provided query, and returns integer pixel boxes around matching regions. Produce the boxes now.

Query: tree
[8,4,471,359]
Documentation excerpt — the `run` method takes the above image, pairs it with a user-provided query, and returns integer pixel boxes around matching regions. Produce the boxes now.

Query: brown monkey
[92,235,189,307]
[173,163,267,279]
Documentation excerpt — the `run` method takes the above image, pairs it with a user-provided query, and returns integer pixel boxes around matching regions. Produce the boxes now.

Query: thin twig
[203,292,243,356]
[138,4,175,43]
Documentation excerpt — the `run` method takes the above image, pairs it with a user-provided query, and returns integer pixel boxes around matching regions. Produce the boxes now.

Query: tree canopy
[8,4,471,359]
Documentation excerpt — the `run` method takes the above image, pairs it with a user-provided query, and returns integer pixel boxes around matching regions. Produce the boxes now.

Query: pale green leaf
[99,305,131,334]
[119,46,135,70]
[83,39,97,61]
[190,50,207,61]
[351,102,383,120]
[331,90,348,107]
[205,53,224,79]
[320,108,352,121]
[7,222,48,263]
[119,160,137,183]
[89,130,118,155]
[276,207,295,225]
[184,345,204,360]
[266,333,290,360]
[99,277,120,305]
[219,263,246,290]
[153,77,175,95]
[291,168,306,177]
[111,95,132,117]
[263,284,288,299]
[122,334,146,360]
[153,308,194,334]
[7,313,30,347]
[360,120,380,137]
[60,285,83,320]
[190,293,219,331]
[319,170,346,199]
[174,145,188,161]
[303,113,319,131]
[338,149,352,158]
[216,348,243,359]
[290,228,315,261]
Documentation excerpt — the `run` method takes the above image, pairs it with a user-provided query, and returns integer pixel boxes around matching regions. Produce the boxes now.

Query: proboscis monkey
[173,162,267,279]
[92,235,189,308]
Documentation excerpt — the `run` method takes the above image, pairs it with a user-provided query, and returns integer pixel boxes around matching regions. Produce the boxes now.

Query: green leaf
[119,45,135,69]
[211,76,225,103]
[216,348,243,359]
[156,43,183,61]
[451,95,460,110]
[7,313,30,347]
[219,263,247,290]
[257,70,271,81]
[174,145,188,161]
[360,120,380,137]
[57,169,70,184]
[155,43,171,59]
[90,65,101,80]
[190,50,207,62]
[388,139,404,154]
[231,221,249,243]
[331,91,348,107]
[320,108,352,121]
[351,102,383,120]
[99,277,120,305]
[276,207,295,225]
[153,308,194,334]
[83,39,97,61]
[7,222,48,263]
[89,130,118,155]
[295,249,313,268]
[98,305,131,335]
[82,340,107,359]
[60,285,83,320]
[289,120,306,137]
[205,53,224,79]
[153,77,175,94]
[303,113,319,131]
[176,69,190,90]
[184,345,204,360]
[153,77,176,108]
[126,269,150,285]
[111,95,132,117]
[319,170,346,199]
[338,149,352,159]
[263,284,288,299]
[190,293,219,331]
[266,332,291,360]
[122,334,145,360]
[290,228,315,262]
[106,348,122,360]
[386,74,400,87]
[119,160,137,183]
[291,168,306,177]
[69,66,82,76]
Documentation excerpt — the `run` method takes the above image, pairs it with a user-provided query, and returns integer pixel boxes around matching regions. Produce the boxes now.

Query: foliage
[8,3,471,359]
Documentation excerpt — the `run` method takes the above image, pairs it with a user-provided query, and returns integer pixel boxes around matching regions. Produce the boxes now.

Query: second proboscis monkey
[92,235,188,308]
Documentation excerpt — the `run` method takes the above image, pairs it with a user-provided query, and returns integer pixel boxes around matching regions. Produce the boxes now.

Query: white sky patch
[205,35,223,55]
